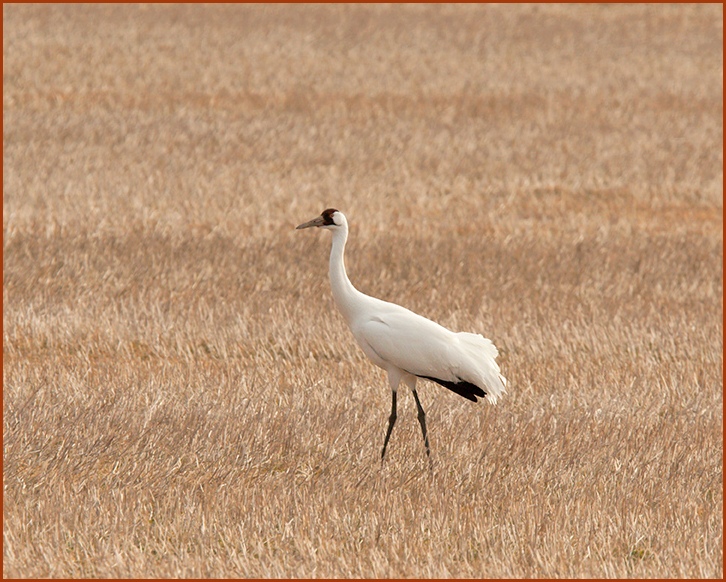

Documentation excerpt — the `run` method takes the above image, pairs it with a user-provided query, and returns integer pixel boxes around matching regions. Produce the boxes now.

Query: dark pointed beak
[296,216,325,229]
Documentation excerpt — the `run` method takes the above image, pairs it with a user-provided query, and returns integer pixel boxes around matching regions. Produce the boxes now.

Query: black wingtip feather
[419,376,486,403]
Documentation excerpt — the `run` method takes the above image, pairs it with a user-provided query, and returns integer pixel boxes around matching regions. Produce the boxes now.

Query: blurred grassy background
[3,4,722,578]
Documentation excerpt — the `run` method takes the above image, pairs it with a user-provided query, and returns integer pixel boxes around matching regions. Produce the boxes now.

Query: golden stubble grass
[3,3,723,578]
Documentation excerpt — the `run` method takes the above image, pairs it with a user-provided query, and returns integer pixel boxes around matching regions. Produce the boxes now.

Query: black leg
[381,390,397,462]
[412,389,433,470]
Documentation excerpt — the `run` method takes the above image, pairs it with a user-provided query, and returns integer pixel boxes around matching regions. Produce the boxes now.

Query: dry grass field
[3,4,723,578]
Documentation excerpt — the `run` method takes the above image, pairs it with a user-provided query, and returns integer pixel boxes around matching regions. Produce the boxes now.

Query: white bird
[296,209,507,466]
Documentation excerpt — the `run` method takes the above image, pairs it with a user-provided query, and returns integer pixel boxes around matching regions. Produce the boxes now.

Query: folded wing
[354,303,506,404]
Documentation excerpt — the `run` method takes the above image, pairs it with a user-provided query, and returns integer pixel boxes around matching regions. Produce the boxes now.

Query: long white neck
[328,220,365,323]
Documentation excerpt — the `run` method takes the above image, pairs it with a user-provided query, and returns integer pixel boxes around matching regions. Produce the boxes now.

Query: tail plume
[455,332,507,404]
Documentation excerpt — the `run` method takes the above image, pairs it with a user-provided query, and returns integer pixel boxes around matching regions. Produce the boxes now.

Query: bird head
[296,208,346,230]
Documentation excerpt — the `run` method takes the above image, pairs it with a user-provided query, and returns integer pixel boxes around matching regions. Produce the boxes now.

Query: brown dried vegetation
[3,4,722,578]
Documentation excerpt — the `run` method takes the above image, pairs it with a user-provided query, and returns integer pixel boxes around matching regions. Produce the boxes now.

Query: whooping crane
[296,209,507,466]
